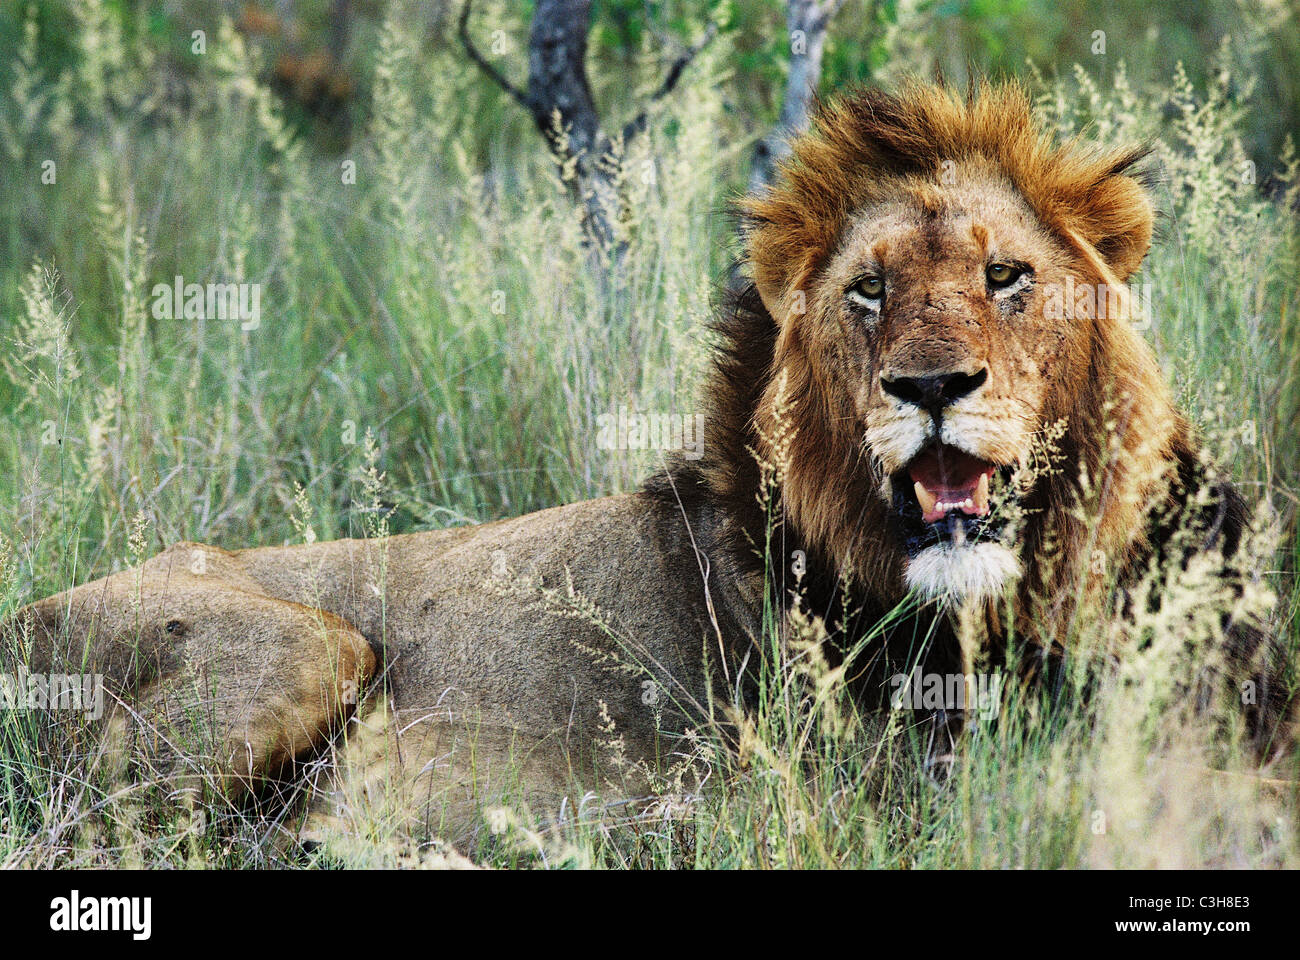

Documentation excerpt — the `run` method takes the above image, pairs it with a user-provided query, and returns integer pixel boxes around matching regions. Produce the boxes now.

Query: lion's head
[714,80,1190,608]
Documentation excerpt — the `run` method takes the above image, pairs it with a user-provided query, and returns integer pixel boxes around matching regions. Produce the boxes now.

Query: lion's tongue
[908,445,995,524]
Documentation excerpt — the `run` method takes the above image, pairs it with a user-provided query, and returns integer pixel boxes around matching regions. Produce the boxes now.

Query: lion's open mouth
[889,442,1014,553]
[908,444,994,524]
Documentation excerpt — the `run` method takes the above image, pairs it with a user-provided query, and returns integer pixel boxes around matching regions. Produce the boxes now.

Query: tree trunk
[524,0,620,249]
[459,0,715,257]
[749,0,846,193]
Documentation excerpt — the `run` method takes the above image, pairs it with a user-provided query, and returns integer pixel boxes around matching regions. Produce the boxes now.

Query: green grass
[1,4,1297,868]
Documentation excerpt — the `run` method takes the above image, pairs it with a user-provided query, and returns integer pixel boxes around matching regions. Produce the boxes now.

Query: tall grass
[0,7,1296,867]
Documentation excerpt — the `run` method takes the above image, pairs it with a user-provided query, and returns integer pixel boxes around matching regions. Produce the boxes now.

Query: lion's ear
[1058,150,1154,283]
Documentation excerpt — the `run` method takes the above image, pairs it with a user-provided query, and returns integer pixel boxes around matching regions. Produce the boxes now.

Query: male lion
[5,81,1291,843]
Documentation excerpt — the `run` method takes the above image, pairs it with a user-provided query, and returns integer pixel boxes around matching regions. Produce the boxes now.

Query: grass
[1,5,1297,868]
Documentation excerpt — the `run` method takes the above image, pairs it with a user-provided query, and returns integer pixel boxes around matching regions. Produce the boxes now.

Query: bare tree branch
[457,0,713,255]
[457,0,533,116]
[649,21,719,103]
[622,22,719,143]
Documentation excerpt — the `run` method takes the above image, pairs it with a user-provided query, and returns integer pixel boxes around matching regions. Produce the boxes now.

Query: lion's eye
[986,263,1021,288]
[850,276,885,302]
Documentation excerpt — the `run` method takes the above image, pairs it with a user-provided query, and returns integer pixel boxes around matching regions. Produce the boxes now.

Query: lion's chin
[905,541,1021,604]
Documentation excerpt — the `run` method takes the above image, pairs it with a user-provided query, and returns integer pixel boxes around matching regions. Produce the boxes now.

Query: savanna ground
[1,0,1298,868]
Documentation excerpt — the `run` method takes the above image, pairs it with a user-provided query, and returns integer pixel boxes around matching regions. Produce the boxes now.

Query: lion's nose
[881,368,988,412]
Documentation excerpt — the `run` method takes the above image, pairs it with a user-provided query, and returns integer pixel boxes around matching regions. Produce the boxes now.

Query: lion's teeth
[914,481,937,516]
[974,472,990,514]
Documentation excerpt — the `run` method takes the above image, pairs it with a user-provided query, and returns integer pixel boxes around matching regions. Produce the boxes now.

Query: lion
[4,80,1291,846]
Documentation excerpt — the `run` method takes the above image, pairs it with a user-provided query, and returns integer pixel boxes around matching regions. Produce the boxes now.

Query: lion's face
[799,175,1094,601]
[743,82,1165,607]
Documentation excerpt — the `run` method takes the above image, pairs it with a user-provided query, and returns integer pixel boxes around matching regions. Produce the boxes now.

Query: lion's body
[14,494,750,840]
[228,491,736,818]
[6,80,1291,844]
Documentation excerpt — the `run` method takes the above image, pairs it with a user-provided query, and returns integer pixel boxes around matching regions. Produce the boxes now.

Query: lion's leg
[921,708,963,784]
[298,695,610,853]
[4,562,375,802]
[142,592,376,801]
